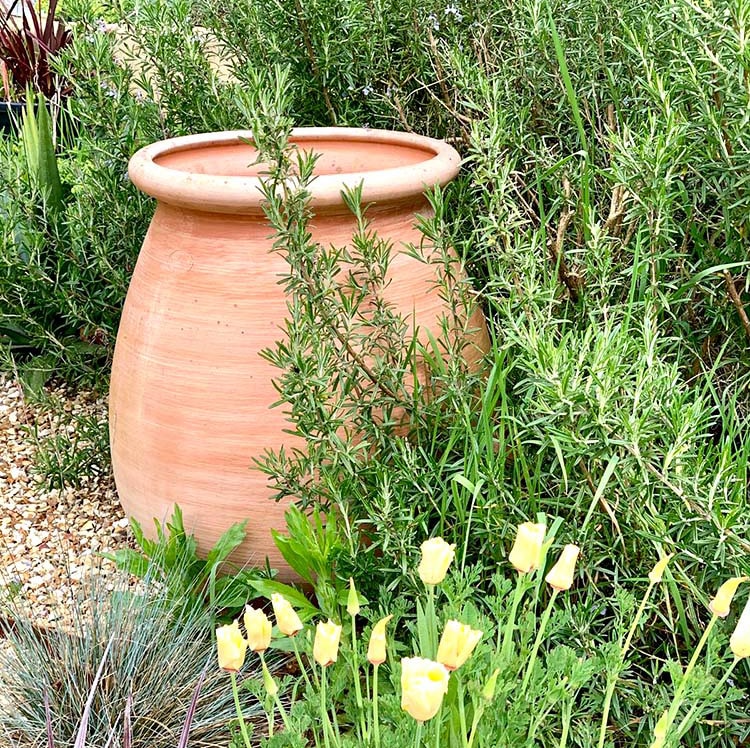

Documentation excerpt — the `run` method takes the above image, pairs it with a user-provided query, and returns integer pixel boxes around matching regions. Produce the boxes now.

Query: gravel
[0,375,131,628]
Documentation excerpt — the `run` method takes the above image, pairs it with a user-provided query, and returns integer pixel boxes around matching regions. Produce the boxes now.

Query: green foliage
[241,26,750,741]
[238,535,747,748]
[14,383,110,489]
[0,111,143,383]
[28,407,109,489]
[103,505,261,623]
[19,91,63,212]
[250,505,349,623]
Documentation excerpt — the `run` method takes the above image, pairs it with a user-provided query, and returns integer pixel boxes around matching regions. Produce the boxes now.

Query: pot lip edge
[128,127,461,213]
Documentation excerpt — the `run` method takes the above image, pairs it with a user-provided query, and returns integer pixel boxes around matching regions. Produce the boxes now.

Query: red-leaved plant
[0,0,72,101]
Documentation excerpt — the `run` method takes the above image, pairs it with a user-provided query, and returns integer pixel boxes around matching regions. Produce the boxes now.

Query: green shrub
[27,403,109,489]
[103,504,263,624]
[246,52,750,742]
[4,0,749,391]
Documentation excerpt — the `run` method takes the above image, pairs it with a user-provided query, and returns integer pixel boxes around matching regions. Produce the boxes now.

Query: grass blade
[123,694,133,748]
[546,2,589,155]
[44,689,54,748]
[177,664,208,748]
[73,637,114,748]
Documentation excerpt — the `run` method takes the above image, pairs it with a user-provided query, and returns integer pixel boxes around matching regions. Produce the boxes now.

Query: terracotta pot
[111,127,488,581]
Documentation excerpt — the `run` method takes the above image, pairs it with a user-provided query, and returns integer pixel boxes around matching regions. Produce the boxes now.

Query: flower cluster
[215,521,750,747]
[215,525,587,734]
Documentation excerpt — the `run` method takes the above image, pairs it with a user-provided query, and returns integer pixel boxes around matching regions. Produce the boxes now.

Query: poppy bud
[436,620,483,671]
[709,577,748,618]
[216,621,247,672]
[418,537,456,585]
[730,596,750,659]
[243,606,272,653]
[313,619,342,667]
[271,593,304,636]
[347,577,361,617]
[545,544,580,592]
[648,554,674,585]
[367,614,393,666]
[508,522,546,574]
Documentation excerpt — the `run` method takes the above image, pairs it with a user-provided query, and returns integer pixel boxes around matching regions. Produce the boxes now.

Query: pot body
[111,128,488,579]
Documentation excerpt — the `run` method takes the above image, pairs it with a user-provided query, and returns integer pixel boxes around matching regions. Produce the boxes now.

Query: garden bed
[3,0,750,743]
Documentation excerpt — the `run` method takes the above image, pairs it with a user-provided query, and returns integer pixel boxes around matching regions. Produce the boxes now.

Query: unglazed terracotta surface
[111,128,488,580]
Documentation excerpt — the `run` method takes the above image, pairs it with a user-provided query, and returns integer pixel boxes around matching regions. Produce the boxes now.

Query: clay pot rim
[127,127,461,214]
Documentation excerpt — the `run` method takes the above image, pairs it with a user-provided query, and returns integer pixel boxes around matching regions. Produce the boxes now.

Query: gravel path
[0,375,131,626]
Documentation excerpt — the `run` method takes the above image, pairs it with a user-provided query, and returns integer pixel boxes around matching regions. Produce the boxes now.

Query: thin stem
[597,673,620,748]
[414,720,424,748]
[293,635,316,690]
[351,615,367,741]
[261,651,292,732]
[230,672,253,748]
[434,701,442,748]
[672,615,719,710]
[320,665,333,748]
[366,661,371,702]
[466,706,483,748]
[597,581,657,748]
[426,584,438,658]
[458,679,468,743]
[499,573,526,661]
[331,693,342,745]
[559,697,572,748]
[622,582,656,658]
[373,664,381,748]
[657,614,720,743]
[527,700,556,743]
[675,657,739,739]
[275,693,290,730]
[521,589,559,692]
